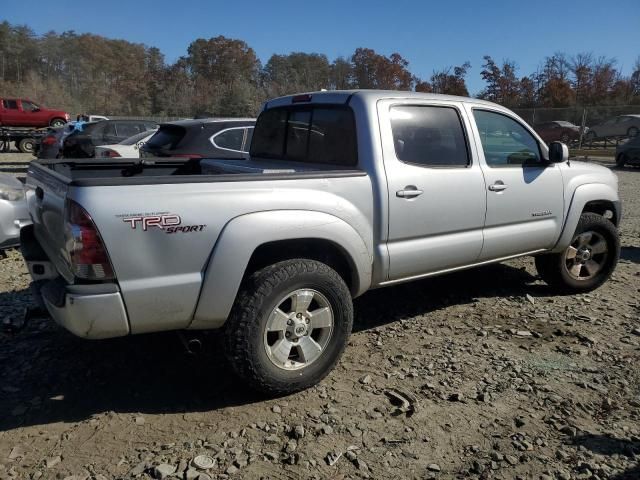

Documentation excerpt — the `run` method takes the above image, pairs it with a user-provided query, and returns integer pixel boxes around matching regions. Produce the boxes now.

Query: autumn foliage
[0,21,637,118]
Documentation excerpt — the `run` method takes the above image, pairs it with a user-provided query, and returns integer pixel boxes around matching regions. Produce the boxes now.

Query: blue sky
[3,0,639,95]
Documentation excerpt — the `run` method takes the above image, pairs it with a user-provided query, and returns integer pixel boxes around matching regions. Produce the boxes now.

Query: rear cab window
[251,105,357,166]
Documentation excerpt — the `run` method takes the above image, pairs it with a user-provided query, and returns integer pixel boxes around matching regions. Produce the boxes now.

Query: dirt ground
[0,153,638,480]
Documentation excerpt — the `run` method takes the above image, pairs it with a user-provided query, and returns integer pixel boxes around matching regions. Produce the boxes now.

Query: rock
[326,451,342,466]
[427,463,441,472]
[271,405,281,414]
[345,450,357,461]
[134,416,145,425]
[355,458,369,471]
[514,417,526,428]
[185,469,200,480]
[505,454,518,465]
[515,330,533,337]
[152,463,176,479]
[191,454,215,470]
[264,452,278,461]
[129,461,147,476]
[448,393,464,402]
[631,327,640,336]
[526,294,535,304]
[264,434,279,445]
[45,456,62,468]
[226,465,239,475]
[359,374,372,385]
[321,424,333,435]
[293,425,305,439]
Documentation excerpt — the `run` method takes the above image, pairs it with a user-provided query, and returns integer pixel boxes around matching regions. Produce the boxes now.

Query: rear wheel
[224,259,353,395]
[616,153,627,168]
[50,118,66,128]
[18,137,35,154]
[535,213,619,293]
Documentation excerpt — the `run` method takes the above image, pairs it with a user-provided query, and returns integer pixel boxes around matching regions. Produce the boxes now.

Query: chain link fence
[512,105,640,149]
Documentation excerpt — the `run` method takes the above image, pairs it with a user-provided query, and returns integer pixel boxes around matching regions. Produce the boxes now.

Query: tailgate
[25,163,74,282]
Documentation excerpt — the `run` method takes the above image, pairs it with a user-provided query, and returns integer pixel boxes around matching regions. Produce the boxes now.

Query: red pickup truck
[0,98,69,128]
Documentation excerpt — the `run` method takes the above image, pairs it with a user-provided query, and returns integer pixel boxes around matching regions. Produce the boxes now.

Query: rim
[564,230,609,281]
[22,141,34,152]
[263,288,334,371]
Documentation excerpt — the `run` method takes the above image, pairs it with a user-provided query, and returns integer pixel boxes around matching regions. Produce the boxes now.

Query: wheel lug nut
[297,313,302,319]
[305,318,310,324]
[287,319,293,326]
[285,332,291,338]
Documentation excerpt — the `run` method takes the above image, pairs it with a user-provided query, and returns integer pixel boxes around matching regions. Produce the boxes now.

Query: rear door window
[243,127,254,151]
[3,99,18,109]
[251,106,357,166]
[389,105,469,167]
[116,122,143,138]
[212,128,245,152]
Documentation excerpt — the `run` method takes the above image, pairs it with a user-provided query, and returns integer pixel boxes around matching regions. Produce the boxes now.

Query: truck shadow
[0,262,548,432]
[571,434,640,480]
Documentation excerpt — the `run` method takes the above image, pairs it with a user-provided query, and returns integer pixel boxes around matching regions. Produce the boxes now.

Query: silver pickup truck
[21,90,621,394]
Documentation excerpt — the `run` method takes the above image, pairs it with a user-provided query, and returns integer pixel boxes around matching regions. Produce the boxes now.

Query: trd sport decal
[118,213,206,234]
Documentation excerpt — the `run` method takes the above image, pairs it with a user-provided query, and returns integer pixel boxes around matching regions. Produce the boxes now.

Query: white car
[94,130,157,158]
[0,174,30,252]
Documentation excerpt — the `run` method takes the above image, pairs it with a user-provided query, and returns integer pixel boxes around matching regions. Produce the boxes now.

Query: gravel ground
[0,154,638,480]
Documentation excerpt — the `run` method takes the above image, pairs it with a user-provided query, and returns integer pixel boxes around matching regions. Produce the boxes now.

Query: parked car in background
[62,119,157,158]
[616,136,640,168]
[95,129,158,158]
[0,174,30,253]
[141,118,255,159]
[0,98,69,128]
[534,121,584,144]
[586,114,640,141]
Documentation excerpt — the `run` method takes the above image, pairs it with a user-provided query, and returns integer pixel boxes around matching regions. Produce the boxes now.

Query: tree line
[0,21,638,118]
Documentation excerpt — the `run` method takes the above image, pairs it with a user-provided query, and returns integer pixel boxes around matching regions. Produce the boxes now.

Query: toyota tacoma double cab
[20,90,621,394]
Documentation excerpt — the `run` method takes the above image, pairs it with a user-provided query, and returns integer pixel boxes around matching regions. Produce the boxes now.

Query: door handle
[488,181,508,192]
[396,186,424,199]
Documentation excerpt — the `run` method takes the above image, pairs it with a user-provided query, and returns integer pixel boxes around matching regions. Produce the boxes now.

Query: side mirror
[548,141,569,163]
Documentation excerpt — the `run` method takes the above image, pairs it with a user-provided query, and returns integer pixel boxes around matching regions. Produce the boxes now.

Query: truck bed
[29,157,365,186]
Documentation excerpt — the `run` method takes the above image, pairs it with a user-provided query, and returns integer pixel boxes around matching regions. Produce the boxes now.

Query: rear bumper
[21,225,130,339]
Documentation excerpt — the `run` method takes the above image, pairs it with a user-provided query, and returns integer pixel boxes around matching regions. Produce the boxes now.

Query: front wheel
[535,213,619,293]
[616,153,627,168]
[50,118,66,128]
[224,259,353,395]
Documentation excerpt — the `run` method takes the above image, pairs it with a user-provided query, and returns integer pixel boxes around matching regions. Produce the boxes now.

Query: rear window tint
[212,128,245,152]
[251,106,357,166]
[145,126,186,150]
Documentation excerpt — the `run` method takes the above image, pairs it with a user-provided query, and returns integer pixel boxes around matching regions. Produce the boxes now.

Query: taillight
[42,136,57,145]
[102,149,121,158]
[64,200,114,281]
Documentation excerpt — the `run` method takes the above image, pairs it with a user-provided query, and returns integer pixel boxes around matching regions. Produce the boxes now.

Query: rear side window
[390,105,469,167]
[116,122,143,138]
[120,130,155,145]
[212,128,245,152]
[3,99,18,109]
[251,106,357,166]
[145,126,186,150]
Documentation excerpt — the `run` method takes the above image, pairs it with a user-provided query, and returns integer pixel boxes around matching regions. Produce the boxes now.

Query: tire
[224,259,353,395]
[616,153,627,168]
[628,126,639,138]
[535,213,619,293]
[50,118,66,128]
[18,137,35,154]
